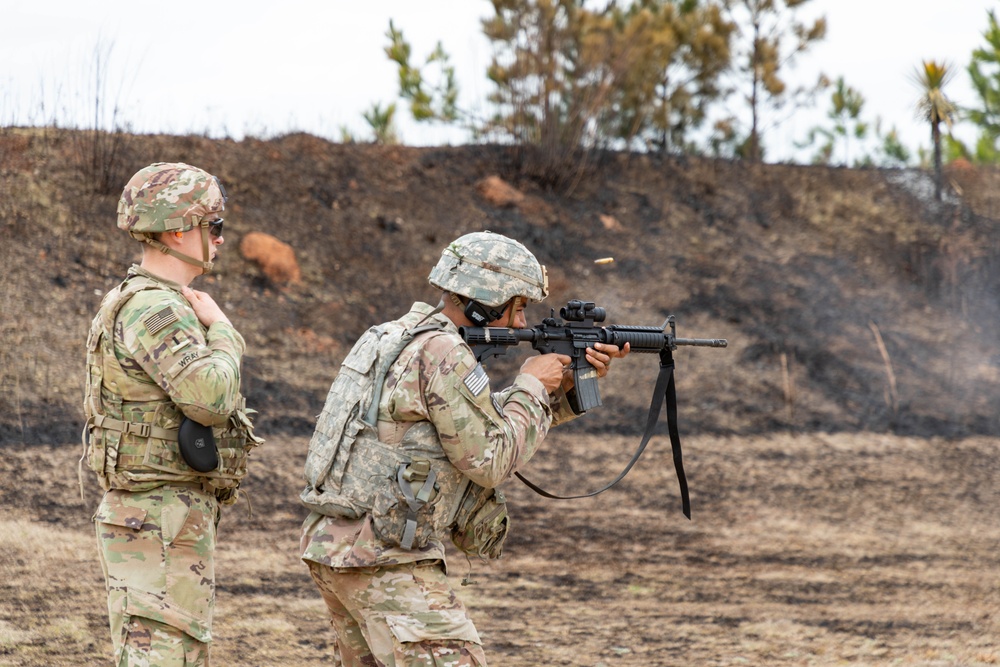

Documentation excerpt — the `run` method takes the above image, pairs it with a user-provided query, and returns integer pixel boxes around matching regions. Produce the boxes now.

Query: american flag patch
[463,363,490,396]
[143,306,178,335]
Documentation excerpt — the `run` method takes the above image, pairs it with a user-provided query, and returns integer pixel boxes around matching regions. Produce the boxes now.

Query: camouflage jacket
[83,264,257,497]
[301,301,577,569]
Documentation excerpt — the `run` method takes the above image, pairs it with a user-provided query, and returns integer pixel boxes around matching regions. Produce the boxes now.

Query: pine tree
[608,0,734,154]
[965,10,1000,163]
[725,0,826,161]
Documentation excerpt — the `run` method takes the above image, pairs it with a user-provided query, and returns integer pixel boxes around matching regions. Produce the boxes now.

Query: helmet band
[445,246,548,297]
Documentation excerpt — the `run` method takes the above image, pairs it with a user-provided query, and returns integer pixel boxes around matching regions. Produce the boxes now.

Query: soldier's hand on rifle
[521,353,571,394]
[559,342,630,392]
[588,341,630,379]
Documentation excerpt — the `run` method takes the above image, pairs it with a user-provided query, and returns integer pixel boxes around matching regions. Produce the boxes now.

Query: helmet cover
[117,162,226,236]
[428,231,548,307]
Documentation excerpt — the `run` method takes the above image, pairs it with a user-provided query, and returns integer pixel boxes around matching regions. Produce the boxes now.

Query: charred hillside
[1,129,999,446]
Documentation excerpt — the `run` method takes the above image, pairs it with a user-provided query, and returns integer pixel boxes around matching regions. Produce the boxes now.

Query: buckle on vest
[402,459,431,482]
[125,422,151,438]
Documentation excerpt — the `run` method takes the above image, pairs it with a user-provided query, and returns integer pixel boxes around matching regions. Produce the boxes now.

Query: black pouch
[178,418,219,473]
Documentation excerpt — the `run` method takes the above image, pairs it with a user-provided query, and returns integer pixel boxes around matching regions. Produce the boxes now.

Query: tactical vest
[300,318,509,558]
[82,276,258,504]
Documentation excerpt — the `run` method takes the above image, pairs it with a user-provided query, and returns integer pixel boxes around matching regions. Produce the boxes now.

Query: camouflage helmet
[428,231,548,307]
[117,162,226,237]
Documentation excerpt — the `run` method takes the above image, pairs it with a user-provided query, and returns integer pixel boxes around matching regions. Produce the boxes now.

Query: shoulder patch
[463,363,490,396]
[143,306,179,336]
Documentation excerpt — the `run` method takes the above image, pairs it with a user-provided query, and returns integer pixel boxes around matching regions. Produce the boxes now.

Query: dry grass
[1,432,998,666]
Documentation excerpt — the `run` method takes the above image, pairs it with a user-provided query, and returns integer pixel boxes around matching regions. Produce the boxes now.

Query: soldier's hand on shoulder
[182,286,232,328]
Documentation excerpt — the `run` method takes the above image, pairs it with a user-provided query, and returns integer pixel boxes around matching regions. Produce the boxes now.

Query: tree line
[365,0,999,189]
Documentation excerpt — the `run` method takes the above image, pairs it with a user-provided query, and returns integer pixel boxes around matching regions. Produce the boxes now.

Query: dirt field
[2,130,999,666]
[2,430,997,667]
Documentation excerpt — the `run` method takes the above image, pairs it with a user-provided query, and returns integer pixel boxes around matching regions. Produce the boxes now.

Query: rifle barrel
[674,337,728,347]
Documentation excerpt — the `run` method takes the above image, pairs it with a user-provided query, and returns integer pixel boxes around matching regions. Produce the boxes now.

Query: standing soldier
[299,231,628,666]
[82,162,262,666]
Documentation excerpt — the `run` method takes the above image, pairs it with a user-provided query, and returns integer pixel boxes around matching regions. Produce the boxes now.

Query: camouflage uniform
[300,301,577,666]
[95,485,218,667]
[85,163,258,666]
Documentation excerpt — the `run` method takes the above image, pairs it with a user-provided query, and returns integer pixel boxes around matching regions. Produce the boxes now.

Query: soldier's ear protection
[451,293,510,327]
[464,299,507,327]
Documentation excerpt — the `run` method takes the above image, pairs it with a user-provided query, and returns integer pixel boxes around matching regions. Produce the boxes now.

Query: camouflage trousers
[94,485,219,666]
[306,560,487,667]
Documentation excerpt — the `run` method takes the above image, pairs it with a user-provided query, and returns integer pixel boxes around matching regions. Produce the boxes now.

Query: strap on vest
[77,416,183,501]
[514,347,692,519]
[90,414,180,441]
[397,461,439,550]
[363,321,448,427]
[78,423,90,501]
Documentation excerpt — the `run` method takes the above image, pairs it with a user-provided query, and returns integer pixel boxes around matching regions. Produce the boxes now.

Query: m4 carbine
[458,299,727,519]
[459,299,727,414]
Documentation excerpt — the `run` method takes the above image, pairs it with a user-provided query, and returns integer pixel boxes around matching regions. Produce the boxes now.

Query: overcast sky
[1,1,995,163]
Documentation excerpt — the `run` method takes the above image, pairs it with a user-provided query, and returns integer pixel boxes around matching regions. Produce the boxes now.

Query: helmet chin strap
[136,225,214,273]
[507,296,522,327]
[198,224,214,273]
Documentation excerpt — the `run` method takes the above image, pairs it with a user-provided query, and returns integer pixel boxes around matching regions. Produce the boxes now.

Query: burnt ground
[2,433,999,666]
[1,129,1000,665]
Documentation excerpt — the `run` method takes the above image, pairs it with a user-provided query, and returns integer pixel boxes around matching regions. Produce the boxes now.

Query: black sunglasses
[206,218,224,238]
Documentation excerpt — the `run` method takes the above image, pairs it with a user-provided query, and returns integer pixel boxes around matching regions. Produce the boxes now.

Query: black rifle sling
[662,350,691,519]
[514,348,692,519]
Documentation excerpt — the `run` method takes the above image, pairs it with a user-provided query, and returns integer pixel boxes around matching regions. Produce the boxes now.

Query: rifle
[459,299,727,518]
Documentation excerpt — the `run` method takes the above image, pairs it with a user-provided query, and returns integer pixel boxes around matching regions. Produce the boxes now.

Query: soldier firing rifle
[461,298,727,518]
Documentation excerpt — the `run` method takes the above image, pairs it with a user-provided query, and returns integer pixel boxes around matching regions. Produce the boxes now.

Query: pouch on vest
[371,459,445,550]
[178,418,219,473]
[451,483,509,560]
